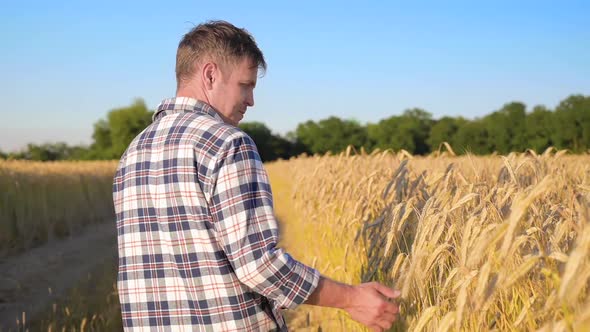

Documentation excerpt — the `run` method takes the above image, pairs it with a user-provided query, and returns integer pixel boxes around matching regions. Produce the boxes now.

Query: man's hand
[343,282,401,332]
[304,277,401,331]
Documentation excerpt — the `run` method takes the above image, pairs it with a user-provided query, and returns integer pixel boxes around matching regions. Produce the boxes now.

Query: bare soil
[0,221,117,330]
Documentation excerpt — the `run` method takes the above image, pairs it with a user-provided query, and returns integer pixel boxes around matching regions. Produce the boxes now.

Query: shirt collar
[152,97,224,123]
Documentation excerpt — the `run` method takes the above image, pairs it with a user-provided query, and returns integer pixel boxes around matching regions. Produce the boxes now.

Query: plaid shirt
[113,97,320,331]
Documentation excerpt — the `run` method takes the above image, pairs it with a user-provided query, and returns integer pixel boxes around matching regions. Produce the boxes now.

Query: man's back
[113,98,319,331]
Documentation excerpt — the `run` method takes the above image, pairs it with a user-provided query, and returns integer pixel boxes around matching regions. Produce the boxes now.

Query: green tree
[503,102,527,151]
[402,108,433,154]
[89,99,153,159]
[454,120,489,154]
[483,102,527,154]
[285,131,310,157]
[239,122,303,161]
[525,105,555,152]
[427,116,467,152]
[368,108,433,154]
[296,117,368,154]
[90,119,113,158]
[25,143,62,161]
[553,94,590,152]
[13,143,91,161]
[368,116,414,152]
[271,135,299,160]
[239,122,278,162]
[108,99,154,158]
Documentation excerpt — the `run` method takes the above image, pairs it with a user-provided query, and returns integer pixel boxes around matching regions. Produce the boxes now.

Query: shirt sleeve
[209,134,320,310]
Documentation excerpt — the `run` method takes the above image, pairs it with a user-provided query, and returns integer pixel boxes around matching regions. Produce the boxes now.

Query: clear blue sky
[1,0,588,152]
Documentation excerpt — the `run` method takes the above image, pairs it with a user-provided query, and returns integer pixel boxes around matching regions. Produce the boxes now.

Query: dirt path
[0,221,117,330]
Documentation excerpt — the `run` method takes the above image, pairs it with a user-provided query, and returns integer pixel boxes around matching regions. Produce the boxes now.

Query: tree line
[2,94,588,162]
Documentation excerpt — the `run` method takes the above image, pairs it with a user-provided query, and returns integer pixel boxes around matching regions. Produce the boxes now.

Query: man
[113,20,400,331]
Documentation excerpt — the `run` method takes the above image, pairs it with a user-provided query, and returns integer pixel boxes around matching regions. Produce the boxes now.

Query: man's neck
[176,83,208,104]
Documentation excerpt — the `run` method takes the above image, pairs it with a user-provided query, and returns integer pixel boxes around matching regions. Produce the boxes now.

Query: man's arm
[209,134,401,331]
[304,276,401,332]
[209,134,320,309]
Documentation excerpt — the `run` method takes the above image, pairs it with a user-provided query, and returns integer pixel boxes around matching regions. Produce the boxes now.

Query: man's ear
[202,62,217,90]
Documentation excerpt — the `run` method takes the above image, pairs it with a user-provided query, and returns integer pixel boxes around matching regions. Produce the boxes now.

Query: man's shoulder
[184,114,253,145]
[168,112,258,156]
[117,111,257,165]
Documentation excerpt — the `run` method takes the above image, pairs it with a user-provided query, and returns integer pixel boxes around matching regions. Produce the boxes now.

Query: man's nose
[246,92,254,107]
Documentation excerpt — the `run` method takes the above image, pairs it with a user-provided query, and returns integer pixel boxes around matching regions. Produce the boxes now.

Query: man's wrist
[304,275,356,310]
[341,283,356,310]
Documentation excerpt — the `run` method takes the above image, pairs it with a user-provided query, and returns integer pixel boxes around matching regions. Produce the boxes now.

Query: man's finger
[369,325,383,332]
[376,317,393,331]
[380,312,398,324]
[373,282,401,299]
[383,301,400,314]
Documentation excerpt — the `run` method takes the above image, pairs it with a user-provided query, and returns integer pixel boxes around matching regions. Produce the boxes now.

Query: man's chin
[235,115,245,126]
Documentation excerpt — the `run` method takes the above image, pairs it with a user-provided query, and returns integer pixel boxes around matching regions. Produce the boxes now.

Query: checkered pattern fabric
[113,97,320,331]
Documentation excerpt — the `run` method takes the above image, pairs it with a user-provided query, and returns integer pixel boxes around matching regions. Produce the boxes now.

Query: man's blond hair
[176,20,267,89]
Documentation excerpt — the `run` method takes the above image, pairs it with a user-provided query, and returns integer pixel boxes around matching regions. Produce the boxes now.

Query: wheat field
[4,149,590,331]
[267,148,590,331]
[0,160,117,256]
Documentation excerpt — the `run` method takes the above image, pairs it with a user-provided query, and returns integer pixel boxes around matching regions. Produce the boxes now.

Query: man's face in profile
[209,58,258,126]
